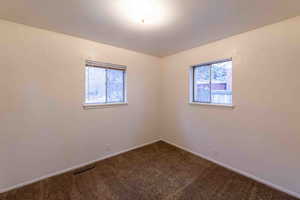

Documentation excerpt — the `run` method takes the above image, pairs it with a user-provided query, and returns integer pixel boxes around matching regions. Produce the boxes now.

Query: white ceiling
[1,0,300,57]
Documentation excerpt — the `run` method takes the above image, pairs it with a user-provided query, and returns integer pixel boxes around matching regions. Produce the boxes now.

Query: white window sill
[83,102,128,109]
[189,102,235,108]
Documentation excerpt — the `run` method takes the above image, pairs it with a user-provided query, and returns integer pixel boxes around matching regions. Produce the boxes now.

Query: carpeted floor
[0,141,298,200]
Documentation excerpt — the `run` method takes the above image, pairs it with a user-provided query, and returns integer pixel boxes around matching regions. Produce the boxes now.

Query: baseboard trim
[2,138,299,199]
[162,139,300,199]
[0,139,161,194]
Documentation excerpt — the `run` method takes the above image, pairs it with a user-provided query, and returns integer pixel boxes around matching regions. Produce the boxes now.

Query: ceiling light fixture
[116,0,170,27]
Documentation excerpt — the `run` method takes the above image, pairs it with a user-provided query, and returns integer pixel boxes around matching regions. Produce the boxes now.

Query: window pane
[211,61,232,104]
[85,66,106,103]
[194,65,211,103]
[107,69,125,103]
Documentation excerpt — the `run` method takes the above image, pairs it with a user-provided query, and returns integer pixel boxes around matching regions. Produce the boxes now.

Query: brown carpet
[0,141,298,200]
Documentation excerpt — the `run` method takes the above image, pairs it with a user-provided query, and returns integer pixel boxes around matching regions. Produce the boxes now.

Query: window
[190,59,232,105]
[85,60,127,105]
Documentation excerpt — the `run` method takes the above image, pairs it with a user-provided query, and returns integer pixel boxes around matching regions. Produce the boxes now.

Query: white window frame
[189,58,234,108]
[83,60,128,109]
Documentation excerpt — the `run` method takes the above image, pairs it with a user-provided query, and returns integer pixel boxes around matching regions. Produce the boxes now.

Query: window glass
[192,60,232,105]
[85,66,106,104]
[194,65,211,103]
[211,61,232,105]
[107,69,125,103]
[85,65,126,104]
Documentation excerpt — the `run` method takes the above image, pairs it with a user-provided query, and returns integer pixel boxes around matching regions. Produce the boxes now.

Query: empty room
[0,0,300,199]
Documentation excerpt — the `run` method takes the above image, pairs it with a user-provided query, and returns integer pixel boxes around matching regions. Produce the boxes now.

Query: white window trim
[189,102,235,108]
[83,102,128,110]
[188,58,234,108]
[83,60,128,109]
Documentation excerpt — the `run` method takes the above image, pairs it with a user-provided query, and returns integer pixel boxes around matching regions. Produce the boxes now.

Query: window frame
[189,58,234,107]
[83,60,128,109]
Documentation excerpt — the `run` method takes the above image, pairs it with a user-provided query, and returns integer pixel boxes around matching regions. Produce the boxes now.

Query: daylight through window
[192,59,232,105]
[85,61,126,104]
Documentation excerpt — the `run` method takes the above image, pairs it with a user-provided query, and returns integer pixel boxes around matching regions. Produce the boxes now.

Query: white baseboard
[0,139,161,194]
[162,139,300,199]
[2,138,299,199]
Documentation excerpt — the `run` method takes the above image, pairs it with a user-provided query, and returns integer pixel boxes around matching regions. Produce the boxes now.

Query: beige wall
[1,16,300,196]
[0,20,161,191]
[160,16,300,195]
